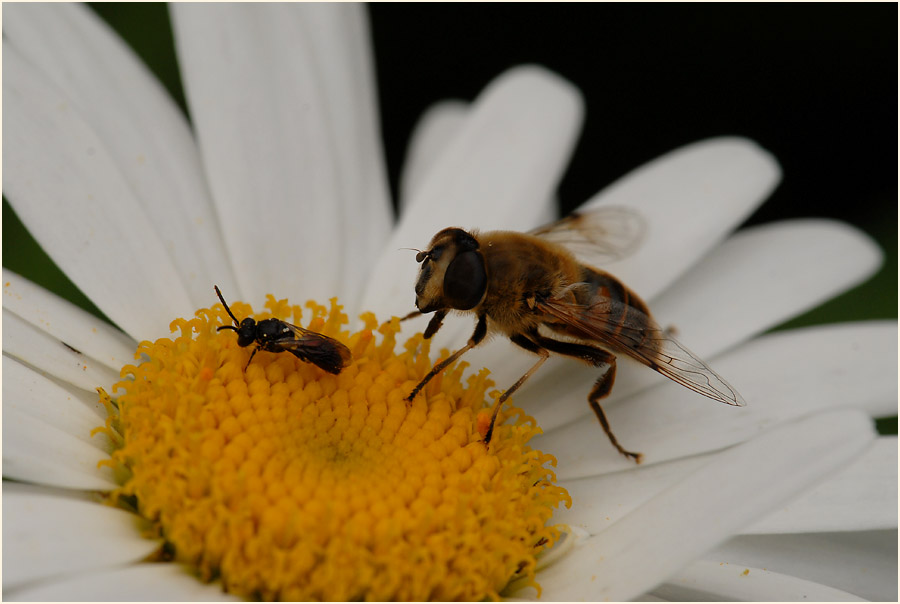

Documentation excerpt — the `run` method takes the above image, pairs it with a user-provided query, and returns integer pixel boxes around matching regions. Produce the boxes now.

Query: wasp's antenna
[214,285,241,328]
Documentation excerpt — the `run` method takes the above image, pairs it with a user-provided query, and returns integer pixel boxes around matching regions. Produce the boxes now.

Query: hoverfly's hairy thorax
[477,231,581,335]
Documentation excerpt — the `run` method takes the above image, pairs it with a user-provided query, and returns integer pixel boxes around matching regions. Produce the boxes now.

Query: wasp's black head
[235,317,258,347]
[215,285,261,348]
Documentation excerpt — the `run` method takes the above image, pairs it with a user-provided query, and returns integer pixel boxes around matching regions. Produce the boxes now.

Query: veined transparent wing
[529,206,646,267]
[536,295,745,406]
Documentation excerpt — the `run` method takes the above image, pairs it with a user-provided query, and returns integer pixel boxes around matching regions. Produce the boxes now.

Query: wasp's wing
[529,206,646,266]
[537,296,744,406]
[279,324,352,375]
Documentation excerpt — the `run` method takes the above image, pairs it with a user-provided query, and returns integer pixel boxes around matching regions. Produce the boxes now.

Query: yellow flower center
[96,295,570,601]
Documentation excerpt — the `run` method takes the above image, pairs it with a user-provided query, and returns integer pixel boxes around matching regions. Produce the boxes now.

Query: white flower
[3,4,896,601]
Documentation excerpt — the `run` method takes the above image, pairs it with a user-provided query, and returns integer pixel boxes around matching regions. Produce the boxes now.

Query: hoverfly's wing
[529,206,646,267]
[536,296,745,406]
[280,323,352,375]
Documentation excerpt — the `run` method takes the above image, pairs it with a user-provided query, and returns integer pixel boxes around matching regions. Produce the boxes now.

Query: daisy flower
[3,4,896,601]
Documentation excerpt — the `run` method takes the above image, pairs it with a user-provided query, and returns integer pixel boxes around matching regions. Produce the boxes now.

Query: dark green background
[4,4,896,431]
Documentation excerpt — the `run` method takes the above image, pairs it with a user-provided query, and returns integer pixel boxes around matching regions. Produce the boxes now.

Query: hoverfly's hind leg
[526,331,643,463]
[587,361,643,464]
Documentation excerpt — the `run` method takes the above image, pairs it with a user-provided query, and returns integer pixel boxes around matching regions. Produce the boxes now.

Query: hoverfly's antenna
[399,247,431,263]
[214,285,240,332]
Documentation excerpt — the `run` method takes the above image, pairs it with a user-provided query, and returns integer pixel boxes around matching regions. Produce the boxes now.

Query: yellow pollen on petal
[101,295,571,601]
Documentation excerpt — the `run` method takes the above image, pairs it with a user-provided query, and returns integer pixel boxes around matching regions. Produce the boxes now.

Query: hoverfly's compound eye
[444,250,487,310]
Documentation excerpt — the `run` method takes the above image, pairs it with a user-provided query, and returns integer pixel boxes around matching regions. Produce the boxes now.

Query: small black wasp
[214,286,352,374]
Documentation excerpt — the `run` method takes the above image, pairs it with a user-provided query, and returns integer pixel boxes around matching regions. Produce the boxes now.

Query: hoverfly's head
[413,227,487,313]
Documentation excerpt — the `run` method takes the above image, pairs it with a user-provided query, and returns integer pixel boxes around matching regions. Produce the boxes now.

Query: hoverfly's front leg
[399,309,446,340]
[423,309,447,339]
[405,313,485,403]
[524,331,643,463]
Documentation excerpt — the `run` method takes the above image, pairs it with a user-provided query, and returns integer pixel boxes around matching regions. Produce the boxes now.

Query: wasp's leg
[405,313,485,403]
[528,332,642,463]
[245,346,259,369]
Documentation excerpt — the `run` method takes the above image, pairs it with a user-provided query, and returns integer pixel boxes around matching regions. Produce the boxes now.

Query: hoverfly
[403,207,744,463]
[214,286,351,374]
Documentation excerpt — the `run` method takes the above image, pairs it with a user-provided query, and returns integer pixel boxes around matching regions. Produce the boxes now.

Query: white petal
[582,137,781,300]
[649,219,883,356]
[3,486,159,592]
[557,437,896,540]
[361,65,584,318]
[3,358,117,489]
[5,357,114,447]
[652,560,865,601]
[173,4,350,306]
[706,530,897,602]
[6,563,239,602]
[2,43,194,340]
[399,100,468,212]
[540,321,895,479]
[287,4,393,313]
[554,454,708,536]
[517,409,874,601]
[3,408,117,490]
[523,219,885,432]
[398,98,562,234]
[746,436,898,534]
[4,310,120,394]
[3,3,239,307]
[3,269,137,372]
